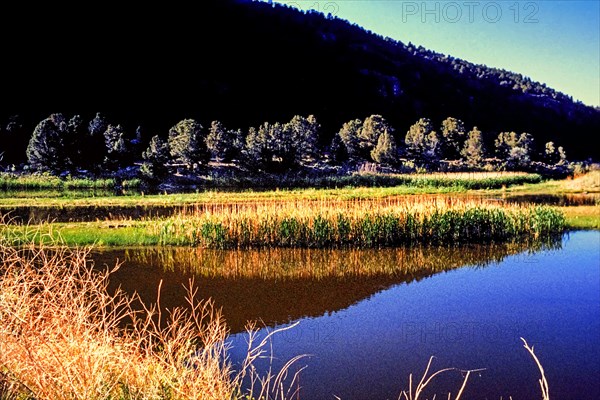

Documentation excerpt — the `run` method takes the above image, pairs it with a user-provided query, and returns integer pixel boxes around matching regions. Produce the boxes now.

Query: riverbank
[1,172,598,247]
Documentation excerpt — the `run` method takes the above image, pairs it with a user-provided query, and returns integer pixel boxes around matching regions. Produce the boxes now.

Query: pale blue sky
[268,0,600,106]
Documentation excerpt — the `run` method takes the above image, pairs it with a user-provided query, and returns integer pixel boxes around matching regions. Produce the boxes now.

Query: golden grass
[153,197,565,248]
[395,356,485,400]
[501,171,600,196]
[0,234,302,399]
[563,170,600,193]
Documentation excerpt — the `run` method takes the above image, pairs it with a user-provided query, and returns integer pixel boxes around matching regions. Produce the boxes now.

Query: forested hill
[1,0,598,160]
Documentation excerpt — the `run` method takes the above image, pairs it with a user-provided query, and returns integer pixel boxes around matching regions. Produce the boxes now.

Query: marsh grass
[560,205,600,229]
[153,198,565,248]
[0,172,542,209]
[0,229,303,400]
[0,173,142,191]
[204,171,542,191]
[333,171,542,190]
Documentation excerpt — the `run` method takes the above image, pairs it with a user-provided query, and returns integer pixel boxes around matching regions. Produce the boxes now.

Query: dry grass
[0,232,302,400]
[563,170,600,192]
[521,338,550,400]
[396,356,485,400]
[394,340,551,400]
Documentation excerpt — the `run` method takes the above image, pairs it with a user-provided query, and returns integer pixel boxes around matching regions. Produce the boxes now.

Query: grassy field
[492,170,600,195]
[1,172,598,248]
[0,172,540,207]
[561,206,600,229]
[1,171,572,398]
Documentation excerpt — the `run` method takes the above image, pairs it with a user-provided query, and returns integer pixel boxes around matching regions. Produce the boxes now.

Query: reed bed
[153,197,565,248]
[0,232,302,400]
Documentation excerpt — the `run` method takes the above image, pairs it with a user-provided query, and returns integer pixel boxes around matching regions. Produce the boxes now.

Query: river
[94,230,600,399]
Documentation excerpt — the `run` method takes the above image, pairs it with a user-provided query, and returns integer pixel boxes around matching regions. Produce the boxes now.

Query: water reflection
[94,240,560,333]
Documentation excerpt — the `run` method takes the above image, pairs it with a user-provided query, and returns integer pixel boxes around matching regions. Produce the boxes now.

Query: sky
[266,0,600,107]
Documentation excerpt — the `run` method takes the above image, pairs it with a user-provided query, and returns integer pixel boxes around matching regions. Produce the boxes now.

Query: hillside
[1,0,598,162]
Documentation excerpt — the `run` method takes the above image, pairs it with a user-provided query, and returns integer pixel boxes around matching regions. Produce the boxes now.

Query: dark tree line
[22,113,141,174]
[1,0,598,164]
[10,112,569,180]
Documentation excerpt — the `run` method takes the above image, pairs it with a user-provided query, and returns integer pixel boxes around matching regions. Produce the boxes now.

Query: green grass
[1,222,160,247]
[0,172,542,208]
[0,172,141,191]
[562,206,600,229]
[209,171,543,191]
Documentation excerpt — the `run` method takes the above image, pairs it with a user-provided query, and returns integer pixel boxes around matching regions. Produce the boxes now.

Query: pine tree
[104,124,128,170]
[85,112,109,171]
[370,129,397,165]
[64,115,85,168]
[283,115,320,165]
[244,125,270,171]
[330,132,349,164]
[405,118,436,162]
[337,119,363,160]
[461,127,485,167]
[544,141,568,166]
[440,117,466,159]
[544,141,559,165]
[206,120,229,161]
[360,115,393,160]
[206,120,245,162]
[26,114,71,173]
[168,119,210,167]
[557,146,567,165]
[495,131,533,168]
[0,115,28,166]
[140,135,170,179]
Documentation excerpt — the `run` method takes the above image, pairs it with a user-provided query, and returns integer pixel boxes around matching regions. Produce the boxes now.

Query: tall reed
[153,198,565,248]
[0,230,301,399]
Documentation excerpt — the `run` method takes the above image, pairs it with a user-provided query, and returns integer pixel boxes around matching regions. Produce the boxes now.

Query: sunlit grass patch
[0,227,303,400]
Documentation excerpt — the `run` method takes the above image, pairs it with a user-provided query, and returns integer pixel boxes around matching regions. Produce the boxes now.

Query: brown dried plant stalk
[0,225,302,400]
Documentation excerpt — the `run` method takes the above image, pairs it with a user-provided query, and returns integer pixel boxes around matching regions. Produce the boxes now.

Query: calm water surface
[96,231,600,399]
